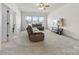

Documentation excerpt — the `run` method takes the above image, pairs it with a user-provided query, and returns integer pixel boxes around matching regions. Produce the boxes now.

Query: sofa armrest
[33,32,44,34]
[33,32,44,38]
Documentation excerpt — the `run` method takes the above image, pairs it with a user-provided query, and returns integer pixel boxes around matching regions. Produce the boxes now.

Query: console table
[52,27,63,35]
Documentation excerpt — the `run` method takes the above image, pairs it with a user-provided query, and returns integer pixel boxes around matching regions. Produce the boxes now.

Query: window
[25,16,45,24]
[32,16,39,23]
[39,17,44,23]
[25,16,31,23]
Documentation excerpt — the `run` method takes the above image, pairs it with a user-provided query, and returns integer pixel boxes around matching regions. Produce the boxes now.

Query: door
[2,4,10,42]
[7,10,10,41]
[12,11,16,33]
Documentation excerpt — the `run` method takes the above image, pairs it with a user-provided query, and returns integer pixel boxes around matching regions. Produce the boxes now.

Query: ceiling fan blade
[45,5,50,7]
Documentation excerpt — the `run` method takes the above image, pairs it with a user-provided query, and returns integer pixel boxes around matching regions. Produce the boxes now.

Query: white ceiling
[15,3,67,13]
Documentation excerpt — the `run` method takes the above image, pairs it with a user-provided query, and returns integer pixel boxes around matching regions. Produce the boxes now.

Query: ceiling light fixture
[36,3,50,11]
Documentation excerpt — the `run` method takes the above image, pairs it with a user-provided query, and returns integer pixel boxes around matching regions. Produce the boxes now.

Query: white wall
[4,3,21,33]
[47,3,79,39]
[21,12,47,30]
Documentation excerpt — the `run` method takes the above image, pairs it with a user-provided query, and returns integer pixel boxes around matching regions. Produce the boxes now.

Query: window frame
[25,16,45,23]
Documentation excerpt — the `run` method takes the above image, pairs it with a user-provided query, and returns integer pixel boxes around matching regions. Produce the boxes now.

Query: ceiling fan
[36,3,50,10]
[39,3,50,7]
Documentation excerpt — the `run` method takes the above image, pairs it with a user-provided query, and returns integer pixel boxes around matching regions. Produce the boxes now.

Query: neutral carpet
[1,30,79,55]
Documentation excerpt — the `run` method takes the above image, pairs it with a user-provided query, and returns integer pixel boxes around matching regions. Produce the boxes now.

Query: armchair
[27,25,44,42]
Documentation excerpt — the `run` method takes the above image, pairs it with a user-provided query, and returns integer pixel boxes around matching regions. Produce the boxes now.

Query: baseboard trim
[63,33,79,41]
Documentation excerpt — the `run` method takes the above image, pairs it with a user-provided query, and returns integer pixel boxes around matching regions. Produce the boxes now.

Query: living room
[0,3,79,55]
